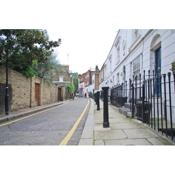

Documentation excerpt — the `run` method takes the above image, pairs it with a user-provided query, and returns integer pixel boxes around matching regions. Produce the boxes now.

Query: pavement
[79,99,174,145]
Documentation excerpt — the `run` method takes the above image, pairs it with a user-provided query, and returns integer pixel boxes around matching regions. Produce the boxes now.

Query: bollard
[96,91,100,111]
[94,92,97,104]
[102,87,110,128]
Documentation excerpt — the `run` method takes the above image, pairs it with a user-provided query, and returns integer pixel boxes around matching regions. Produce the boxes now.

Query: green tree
[0,29,61,77]
[67,82,75,94]
[71,73,79,93]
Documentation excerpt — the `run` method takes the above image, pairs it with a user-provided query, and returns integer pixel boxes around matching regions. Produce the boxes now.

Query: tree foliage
[0,29,61,77]
[67,73,79,94]
[71,73,79,93]
[67,82,75,94]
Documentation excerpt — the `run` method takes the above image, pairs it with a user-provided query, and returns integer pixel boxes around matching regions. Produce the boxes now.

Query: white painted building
[100,30,175,88]
[100,30,175,90]
[100,29,175,124]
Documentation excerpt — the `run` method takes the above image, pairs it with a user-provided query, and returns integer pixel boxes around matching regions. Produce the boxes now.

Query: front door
[58,87,62,101]
[35,83,41,106]
[155,47,161,96]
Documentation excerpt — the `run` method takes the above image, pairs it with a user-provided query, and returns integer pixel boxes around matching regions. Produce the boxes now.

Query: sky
[47,1,120,74]
[1,0,175,75]
[48,27,117,74]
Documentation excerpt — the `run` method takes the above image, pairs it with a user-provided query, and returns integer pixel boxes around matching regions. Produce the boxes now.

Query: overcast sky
[48,27,117,74]
[1,0,174,75]
[47,1,120,74]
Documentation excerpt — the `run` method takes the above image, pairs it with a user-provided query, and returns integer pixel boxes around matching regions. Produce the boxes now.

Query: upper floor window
[115,37,121,65]
[132,55,141,78]
[59,75,64,82]
[116,72,120,84]
[132,29,140,42]
[109,55,112,73]
[122,40,126,56]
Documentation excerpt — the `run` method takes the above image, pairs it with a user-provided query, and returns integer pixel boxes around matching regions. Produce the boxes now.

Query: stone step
[124,103,131,109]
[118,105,132,117]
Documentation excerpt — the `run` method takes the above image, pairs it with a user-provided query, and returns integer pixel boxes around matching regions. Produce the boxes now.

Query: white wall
[100,29,175,87]
[100,29,175,123]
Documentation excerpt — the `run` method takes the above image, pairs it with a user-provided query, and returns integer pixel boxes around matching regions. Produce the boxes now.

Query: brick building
[79,66,100,97]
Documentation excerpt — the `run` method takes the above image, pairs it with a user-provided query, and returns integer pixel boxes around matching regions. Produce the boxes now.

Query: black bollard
[102,87,110,128]
[96,91,100,111]
[94,92,97,104]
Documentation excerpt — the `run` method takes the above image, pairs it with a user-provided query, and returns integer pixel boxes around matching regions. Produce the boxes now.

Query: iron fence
[110,70,175,142]
[111,82,127,107]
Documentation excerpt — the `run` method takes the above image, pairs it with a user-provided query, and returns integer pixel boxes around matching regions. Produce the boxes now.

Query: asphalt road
[0,98,89,145]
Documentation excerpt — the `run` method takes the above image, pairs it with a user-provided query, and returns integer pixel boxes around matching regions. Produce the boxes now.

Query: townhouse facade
[99,29,175,137]
[100,29,175,90]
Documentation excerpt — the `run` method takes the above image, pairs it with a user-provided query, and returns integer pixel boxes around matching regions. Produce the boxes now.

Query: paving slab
[111,122,146,130]
[123,128,159,139]
[94,140,105,145]
[80,99,173,145]
[94,129,127,140]
[104,138,151,145]
[146,137,172,145]
[79,139,93,145]
[94,124,111,131]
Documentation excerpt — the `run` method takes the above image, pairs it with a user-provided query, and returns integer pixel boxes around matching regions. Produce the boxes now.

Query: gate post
[102,87,110,128]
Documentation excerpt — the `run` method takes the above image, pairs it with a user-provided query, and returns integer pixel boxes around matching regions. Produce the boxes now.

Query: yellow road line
[59,100,90,145]
[0,104,63,127]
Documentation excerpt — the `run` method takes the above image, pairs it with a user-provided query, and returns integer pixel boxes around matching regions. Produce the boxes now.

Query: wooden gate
[35,83,41,106]
[58,87,63,101]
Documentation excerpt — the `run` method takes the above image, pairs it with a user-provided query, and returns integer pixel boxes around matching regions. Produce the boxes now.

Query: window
[117,73,120,84]
[123,66,126,82]
[117,46,120,63]
[115,37,121,65]
[132,55,140,78]
[109,55,112,73]
[132,29,140,42]
[134,29,139,38]
[59,75,64,82]
[122,40,126,56]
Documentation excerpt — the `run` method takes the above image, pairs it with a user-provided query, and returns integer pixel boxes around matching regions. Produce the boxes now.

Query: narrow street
[0,98,89,145]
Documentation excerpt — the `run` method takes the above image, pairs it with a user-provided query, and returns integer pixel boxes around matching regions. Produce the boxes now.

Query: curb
[79,99,94,145]
[0,102,63,124]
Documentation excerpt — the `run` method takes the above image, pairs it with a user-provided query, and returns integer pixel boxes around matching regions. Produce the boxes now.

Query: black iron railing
[110,70,175,142]
[110,82,127,107]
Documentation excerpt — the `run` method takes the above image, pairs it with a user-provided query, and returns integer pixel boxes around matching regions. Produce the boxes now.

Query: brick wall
[0,66,58,112]
[41,79,58,105]
[0,66,31,111]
